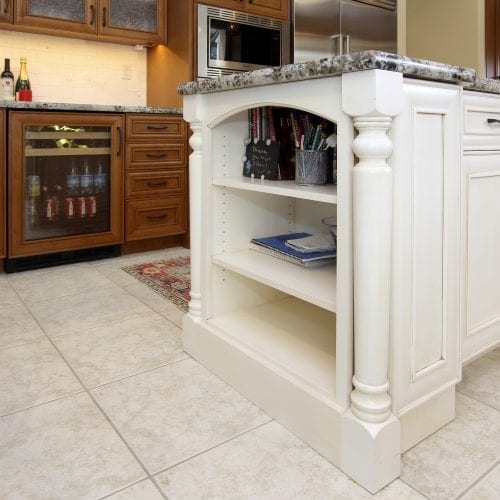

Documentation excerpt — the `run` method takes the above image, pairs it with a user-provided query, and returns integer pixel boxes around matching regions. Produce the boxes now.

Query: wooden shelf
[25,131,111,140]
[212,176,337,204]
[25,147,111,157]
[208,296,337,399]
[213,249,337,312]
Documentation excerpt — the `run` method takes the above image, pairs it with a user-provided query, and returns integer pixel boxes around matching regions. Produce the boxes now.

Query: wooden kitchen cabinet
[0,0,14,26]
[125,114,188,242]
[461,92,500,362]
[196,0,288,20]
[0,109,5,262]
[8,111,124,260]
[12,0,166,45]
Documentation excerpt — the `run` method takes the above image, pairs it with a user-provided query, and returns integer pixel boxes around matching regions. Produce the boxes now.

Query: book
[249,232,336,267]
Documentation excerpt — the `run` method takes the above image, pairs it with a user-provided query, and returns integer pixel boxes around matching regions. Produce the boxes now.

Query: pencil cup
[295,150,328,186]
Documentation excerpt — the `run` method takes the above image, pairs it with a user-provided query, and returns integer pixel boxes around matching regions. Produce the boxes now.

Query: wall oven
[197,4,290,79]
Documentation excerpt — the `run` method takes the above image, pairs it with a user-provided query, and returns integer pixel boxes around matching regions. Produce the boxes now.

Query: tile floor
[0,247,498,499]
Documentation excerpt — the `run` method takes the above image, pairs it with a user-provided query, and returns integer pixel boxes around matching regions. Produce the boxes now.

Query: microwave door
[210,28,226,62]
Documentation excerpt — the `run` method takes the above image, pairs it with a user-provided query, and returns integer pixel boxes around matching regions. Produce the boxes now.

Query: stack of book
[249,232,336,268]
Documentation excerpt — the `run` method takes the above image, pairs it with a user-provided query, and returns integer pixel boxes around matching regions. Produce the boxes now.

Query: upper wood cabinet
[8,0,166,46]
[196,0,288,20]
[0,0,14,26]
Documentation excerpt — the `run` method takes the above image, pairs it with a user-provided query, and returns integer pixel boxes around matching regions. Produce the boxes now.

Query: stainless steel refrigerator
[293,0,397,63]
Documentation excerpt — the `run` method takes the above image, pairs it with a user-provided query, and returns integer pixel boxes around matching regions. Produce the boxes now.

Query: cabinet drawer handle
[102,6,107,27]
[146,152,168,158]
[5,0,9,14]
[487,118,500,124]
[146,125,169,130]
[117,126,122,156]
[147,214,168,220]
[146,181,168,187]
[89,4,95,25]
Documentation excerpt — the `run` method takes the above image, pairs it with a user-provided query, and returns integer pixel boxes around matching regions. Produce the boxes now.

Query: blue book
[250,233,336,267]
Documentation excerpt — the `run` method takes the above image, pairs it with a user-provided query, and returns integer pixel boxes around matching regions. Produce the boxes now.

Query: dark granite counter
[177,51,476,96]
[460,78,500,95]
[0,100,182,114]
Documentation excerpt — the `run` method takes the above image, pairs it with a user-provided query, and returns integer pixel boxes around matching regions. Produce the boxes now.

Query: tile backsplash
[0,31,147,106]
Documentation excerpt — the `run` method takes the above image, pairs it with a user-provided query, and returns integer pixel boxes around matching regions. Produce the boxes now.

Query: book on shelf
[249,232,336,268]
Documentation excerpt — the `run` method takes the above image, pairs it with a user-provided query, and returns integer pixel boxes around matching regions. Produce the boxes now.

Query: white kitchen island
[178,51,500,493]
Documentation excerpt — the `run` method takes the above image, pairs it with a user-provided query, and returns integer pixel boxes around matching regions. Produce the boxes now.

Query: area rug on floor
[122,256,190,312]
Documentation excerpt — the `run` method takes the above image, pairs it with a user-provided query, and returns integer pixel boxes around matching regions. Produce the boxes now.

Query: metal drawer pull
[146,181,168,187]
[487,118,500,124]
[146,125,169,130]
[147,214,168,220]
[146,152,168,158]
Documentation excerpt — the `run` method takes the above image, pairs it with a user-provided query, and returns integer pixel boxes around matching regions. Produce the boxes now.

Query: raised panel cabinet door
[0,0,14,25]
[15,0,97,35]
[100,0,166,45]
[246,0,288,19]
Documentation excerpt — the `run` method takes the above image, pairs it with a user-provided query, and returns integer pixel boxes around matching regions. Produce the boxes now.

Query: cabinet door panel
[100,0,165,45]
[246,0,288,19]
[0,109,4,259]
[0,0,14,24]
[15,0,96,34]
[462,151,500,360]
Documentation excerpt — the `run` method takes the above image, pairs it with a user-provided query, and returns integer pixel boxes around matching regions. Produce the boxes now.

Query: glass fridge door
[23,123,112,242]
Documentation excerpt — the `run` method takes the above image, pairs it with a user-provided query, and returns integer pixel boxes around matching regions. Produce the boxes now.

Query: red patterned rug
[122,256,190,312]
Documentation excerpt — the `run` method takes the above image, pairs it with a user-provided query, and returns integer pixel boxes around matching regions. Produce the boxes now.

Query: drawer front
[126,171,186,198]
[126,197,186,241]
[126,114,187,141]
[126,143,186,170]
[464,92,500,150]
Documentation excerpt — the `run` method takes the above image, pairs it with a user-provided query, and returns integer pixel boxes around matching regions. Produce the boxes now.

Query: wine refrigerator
[8,112,124,260]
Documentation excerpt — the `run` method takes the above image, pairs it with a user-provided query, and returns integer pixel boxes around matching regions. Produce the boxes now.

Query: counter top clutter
[180,50,500,494]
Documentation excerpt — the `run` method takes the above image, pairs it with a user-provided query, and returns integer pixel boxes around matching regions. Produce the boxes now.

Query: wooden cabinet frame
[8,111,124,258]
[0,109,5,260]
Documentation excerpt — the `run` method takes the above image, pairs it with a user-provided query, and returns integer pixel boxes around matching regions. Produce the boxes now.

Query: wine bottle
[15,57,31,101]
[1,58,15,102]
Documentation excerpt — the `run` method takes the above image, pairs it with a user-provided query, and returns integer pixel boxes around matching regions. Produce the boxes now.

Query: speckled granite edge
[0,100,182,114]
[177,51,477,96]
[460,78,500,95]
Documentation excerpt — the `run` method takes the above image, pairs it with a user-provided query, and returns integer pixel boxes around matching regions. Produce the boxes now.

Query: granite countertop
[460,78,500,94]
[0,100,182,114]
[177,51,477,96]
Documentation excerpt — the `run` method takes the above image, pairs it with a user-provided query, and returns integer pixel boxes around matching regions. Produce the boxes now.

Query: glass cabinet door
[15,0,96,34]
[100,0,165,44]
[9,112,124,258]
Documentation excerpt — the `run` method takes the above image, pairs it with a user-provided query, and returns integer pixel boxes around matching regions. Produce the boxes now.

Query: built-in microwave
[197,4,290,79]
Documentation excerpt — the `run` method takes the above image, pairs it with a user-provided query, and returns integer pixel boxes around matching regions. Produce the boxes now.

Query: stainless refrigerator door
[294,0,341,63]
[340,0,397,54]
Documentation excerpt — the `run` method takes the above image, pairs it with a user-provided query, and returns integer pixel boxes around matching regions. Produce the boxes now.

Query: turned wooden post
[186,119,203,318]
[340,69,403,493]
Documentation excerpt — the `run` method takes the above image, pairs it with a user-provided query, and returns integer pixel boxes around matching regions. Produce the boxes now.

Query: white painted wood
[461,151,500,362]
[389,83,461,414]
[212,177,338,203]
[213,250,337,312]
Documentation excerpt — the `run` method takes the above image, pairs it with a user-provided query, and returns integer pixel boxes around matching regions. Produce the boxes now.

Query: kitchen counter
[178,50,476,96]
[0,100,182,114]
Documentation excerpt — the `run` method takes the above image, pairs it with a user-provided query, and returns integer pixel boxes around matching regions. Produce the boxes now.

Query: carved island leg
[340,70,402,493]
[187,121,203,319]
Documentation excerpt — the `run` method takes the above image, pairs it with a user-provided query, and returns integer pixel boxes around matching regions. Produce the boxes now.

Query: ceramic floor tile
[155,420,424,500]
[27,286,153,338]
[92,358,271,474]
[103,479,164,500]
[461,463,500,500]
[0,303,46,349]
[7,266,117,303]
[401,392,500,499]
[54,313,188,388]
[0,279,22,308]
[458,347,500,410]
[0,339,83,416]
[0,392,146,500]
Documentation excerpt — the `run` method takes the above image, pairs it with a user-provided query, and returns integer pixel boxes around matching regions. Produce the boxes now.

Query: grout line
[455,459,500,499]
[150,419,274,477]
[455,389,500,413]
[398,477,432,499]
